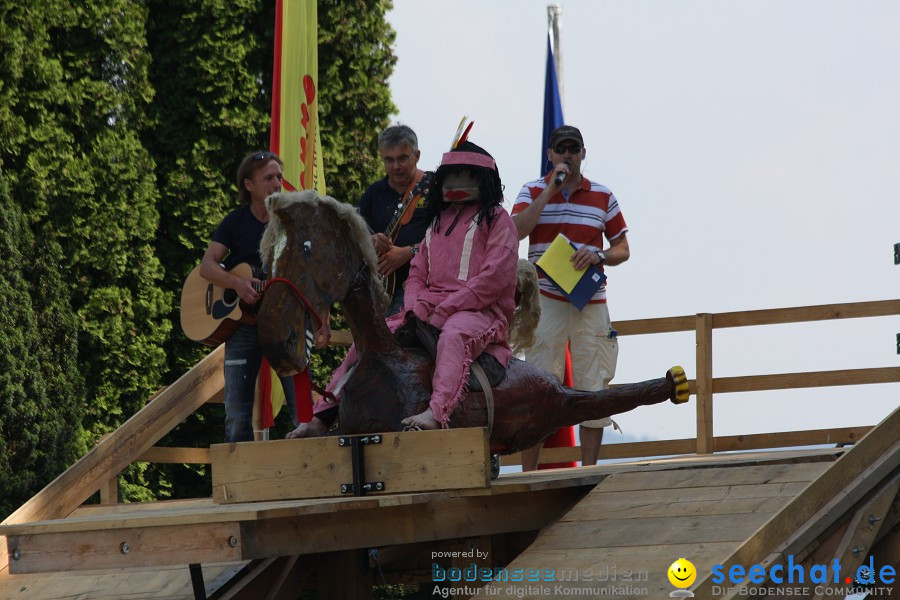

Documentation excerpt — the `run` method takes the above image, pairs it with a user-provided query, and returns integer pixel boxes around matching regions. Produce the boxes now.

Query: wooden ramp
[483,407,899,599]
[482,460,832,598]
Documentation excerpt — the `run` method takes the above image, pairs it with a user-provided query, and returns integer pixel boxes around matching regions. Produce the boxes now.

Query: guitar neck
[384,170,432,242]
[384,197,410,242]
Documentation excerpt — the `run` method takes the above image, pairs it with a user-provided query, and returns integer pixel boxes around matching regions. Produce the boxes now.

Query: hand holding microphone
[553,163,570,187]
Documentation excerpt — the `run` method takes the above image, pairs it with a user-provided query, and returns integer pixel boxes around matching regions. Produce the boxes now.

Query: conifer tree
[0,170,85,520]
[1,1,169,503]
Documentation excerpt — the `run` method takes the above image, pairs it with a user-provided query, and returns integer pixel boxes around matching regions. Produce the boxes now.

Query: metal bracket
[338,435,385,496]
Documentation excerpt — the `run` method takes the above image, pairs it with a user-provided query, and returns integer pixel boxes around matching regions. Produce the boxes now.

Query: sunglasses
[553,143,582,155]
[253,151,275,161]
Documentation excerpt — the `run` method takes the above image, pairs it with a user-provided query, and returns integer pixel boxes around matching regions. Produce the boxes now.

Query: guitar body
[180,263,259,347]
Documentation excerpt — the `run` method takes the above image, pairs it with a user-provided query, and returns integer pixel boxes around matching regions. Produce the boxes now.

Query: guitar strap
[390,169,426,241]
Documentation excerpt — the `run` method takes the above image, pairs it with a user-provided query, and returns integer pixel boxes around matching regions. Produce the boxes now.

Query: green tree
[142,0,400,496]
[0,169,86,520]
[316,0,398,205]
[1,1,169,503]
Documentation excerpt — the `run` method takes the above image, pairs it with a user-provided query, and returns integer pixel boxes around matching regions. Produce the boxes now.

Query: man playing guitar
[198,150,299,442]
[358,125,431,315]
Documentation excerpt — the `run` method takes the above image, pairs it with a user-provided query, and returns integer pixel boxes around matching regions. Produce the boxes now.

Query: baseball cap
[549,125,583,148]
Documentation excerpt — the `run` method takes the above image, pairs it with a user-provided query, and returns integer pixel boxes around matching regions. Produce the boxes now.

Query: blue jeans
[223,324,298,442]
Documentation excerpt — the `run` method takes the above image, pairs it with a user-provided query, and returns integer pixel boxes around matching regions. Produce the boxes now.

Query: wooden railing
[130,298,900,473]
[6,299,899,522]
[503,298,900,466]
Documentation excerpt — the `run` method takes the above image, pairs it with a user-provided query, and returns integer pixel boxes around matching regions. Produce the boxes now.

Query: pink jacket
[404,204,519,365]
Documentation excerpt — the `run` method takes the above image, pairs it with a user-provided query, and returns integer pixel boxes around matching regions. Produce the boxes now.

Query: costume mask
[442,171,480,203]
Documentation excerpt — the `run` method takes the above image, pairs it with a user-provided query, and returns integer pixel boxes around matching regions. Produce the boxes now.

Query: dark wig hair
[424,141,505,232]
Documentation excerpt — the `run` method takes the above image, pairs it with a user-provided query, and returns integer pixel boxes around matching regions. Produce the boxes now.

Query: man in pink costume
[286,141,518,436]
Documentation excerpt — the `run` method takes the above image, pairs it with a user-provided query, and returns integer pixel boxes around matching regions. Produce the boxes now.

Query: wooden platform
[1,408,896,599]
[0,447,855,599]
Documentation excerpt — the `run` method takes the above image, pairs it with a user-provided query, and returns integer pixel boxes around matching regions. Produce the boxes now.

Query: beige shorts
[524,296,618,429]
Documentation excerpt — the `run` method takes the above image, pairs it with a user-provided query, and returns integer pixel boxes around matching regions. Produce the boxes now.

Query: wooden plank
[207,387,225,403]
[564,299,900,339]
[593,463,831,492]
[714,366,900,393]
[211,428,490,504]
[531,512,773,549]
[0,562,248,600]
[1,346,224,528]
[712,299,900,328]
[7,521,241,574]
[560,487,807,521]
[501,428,861,466]
[695,313,714,454]
[238,486,587,561]
[612,314,697,335]
[713,426,871,452]
[137,446,212,464]
[563,481,811,513]
[329,329,353,346]
[98,476,118,505]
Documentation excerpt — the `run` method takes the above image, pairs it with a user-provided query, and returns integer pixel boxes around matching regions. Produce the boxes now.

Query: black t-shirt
[211,205,267,271]
[358,176,431,288]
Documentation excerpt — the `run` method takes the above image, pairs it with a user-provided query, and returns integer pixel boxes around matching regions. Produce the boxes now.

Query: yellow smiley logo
[667,558,697,588]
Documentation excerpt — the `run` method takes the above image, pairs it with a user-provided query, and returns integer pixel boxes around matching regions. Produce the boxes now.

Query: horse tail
[509,259,541,354]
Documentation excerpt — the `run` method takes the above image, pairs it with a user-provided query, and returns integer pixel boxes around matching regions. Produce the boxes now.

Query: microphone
[553,170,566,187]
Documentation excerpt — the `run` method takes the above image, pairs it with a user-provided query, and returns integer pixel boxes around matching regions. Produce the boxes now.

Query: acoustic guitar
[381,171,434,297]
[180,263,264,347]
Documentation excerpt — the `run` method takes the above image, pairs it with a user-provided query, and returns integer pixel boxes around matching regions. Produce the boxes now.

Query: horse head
[257,191,382,375]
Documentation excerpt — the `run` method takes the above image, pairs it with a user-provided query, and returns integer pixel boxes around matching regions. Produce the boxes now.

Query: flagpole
[548,5,564,110]
[540,4,578,469]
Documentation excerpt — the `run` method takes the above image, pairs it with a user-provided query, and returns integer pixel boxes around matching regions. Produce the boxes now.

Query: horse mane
[509,259,541,353]
[260,190,389,306]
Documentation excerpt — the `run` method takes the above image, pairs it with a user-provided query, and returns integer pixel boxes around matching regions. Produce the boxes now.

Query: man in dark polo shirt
[358,124,431,315]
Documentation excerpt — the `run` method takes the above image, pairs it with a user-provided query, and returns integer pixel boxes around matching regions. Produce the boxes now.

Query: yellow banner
[272,0,326,194]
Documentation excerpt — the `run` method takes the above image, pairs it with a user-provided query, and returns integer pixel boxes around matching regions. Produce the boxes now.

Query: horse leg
[485,366,689,454]
[565,366,689,417]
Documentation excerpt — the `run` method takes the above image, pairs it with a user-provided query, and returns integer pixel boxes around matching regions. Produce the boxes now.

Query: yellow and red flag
[259,0,325,429]
[270,0,326,195]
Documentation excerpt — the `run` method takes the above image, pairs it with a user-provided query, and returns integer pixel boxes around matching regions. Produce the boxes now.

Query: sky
[383,0,900,445]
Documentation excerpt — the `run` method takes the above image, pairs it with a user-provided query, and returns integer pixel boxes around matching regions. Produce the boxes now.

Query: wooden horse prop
[257,191,689,455]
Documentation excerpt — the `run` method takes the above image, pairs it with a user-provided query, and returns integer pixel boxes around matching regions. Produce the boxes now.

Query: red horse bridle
[263,277,326,328]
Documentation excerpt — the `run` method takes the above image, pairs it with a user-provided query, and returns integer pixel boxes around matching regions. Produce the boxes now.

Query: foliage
[316,0,398,206]
[0,0,399,509]
[0,0,170,505]
[0,170,86,520]
[144,0,273,377]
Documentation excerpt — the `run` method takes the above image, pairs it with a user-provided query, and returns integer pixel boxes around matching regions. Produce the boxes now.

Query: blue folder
[535,235,607,311]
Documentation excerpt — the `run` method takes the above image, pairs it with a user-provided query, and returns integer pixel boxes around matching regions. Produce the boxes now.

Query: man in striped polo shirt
[511,125,630,470]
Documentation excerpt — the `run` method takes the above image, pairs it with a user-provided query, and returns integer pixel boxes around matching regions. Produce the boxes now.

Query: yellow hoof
[668,366,690,404]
